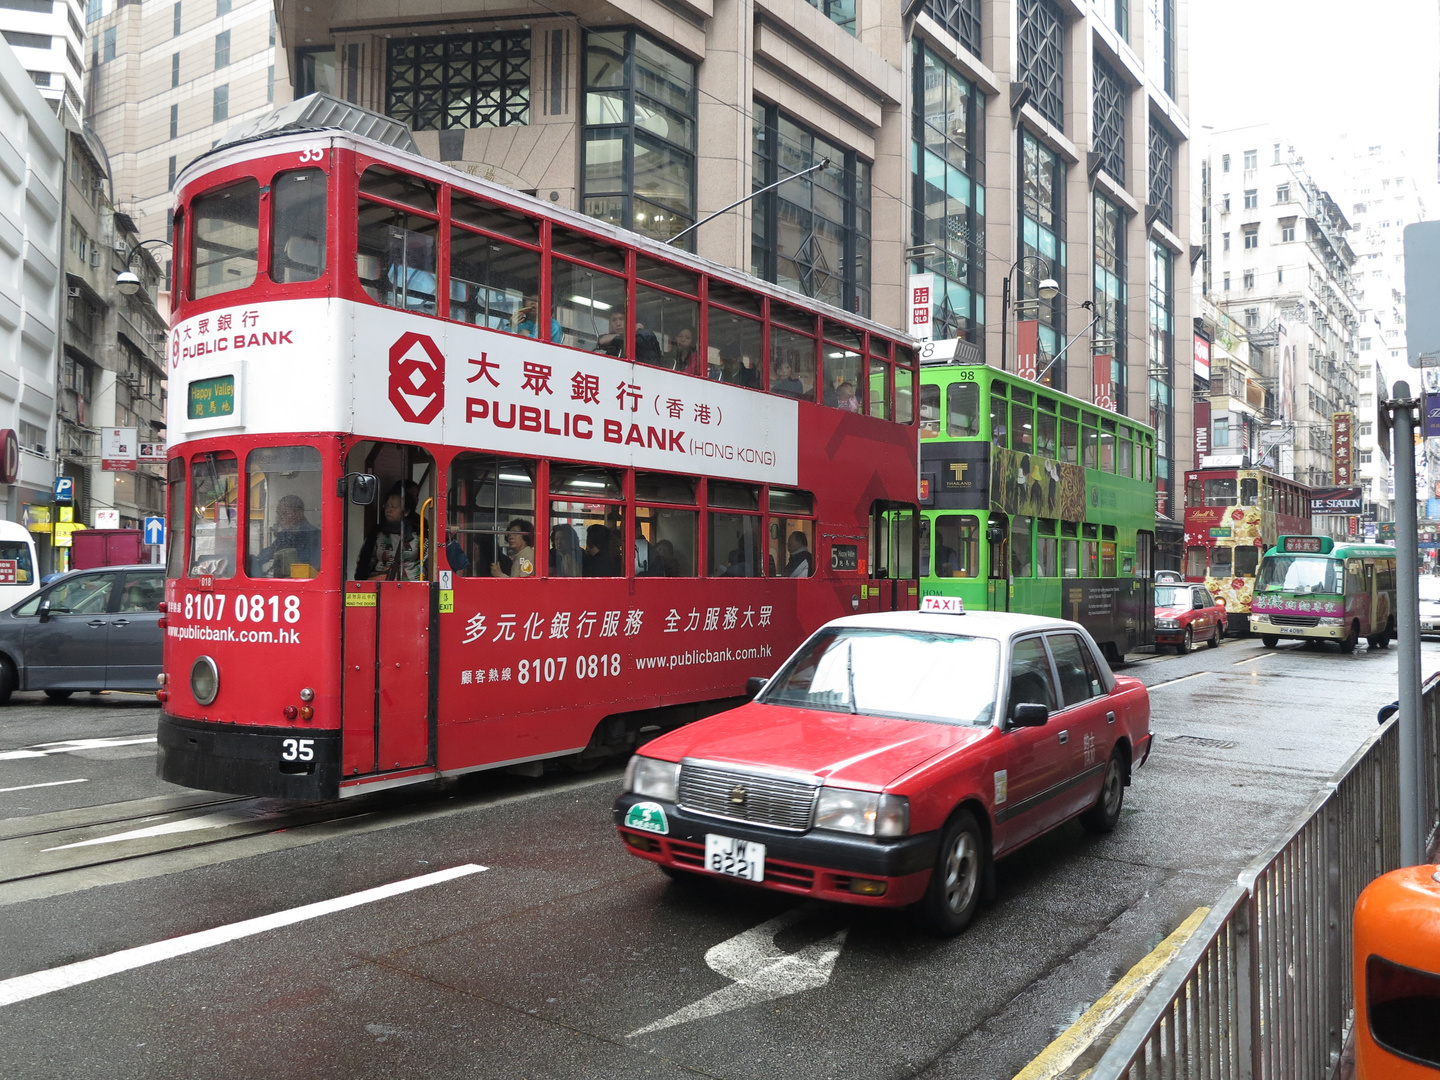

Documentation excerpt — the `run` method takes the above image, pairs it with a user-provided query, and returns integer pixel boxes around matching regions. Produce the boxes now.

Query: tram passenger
[784,531,813,577]
[596,310,663,365]
[355,492,422,581]
[645,539,681,577]
[253,494,321,577]
[492,519,536,578]
[771,360,806,398]
[716,354,759,388]
[583,524,621,577]
[513,295,563,343]
[835,381,859,413]
[667,328,702,376]
[549,524,581,577]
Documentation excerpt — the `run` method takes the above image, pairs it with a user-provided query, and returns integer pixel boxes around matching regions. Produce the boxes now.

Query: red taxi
[1153,576,1225,653]
[612,603,1152,935]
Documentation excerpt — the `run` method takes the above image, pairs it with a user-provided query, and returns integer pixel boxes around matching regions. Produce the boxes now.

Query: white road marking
[0,736,156,761]
[0,863,487,1007]
[0,779,90,794]
[42,809,259,851]
[629,907,847,1037]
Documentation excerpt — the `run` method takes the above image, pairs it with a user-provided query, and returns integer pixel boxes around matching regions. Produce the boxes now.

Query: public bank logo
[388,331,445,424]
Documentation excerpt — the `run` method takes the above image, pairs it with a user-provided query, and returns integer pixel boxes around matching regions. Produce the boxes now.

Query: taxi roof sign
[1154,570,1184,584]
[920,596,965,614]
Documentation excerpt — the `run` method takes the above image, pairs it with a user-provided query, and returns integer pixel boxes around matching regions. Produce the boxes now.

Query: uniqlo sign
[908,273,934,340]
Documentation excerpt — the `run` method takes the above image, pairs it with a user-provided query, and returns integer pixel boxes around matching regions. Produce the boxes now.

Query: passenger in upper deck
[597,309,662,365]
[715,354,759,388]
[355,492,422,581]
[771,360,805,398]
[513,295,563,343]
[666,327,702,376]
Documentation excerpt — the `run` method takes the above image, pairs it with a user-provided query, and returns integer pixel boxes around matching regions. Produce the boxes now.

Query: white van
[0,521,40,609]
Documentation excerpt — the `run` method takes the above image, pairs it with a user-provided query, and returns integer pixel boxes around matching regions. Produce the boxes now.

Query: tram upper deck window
[947,382,979,437]
[554,257,623,351]
[635,281,699,372]
[895,347,916,424]
[188,451,239,578]
[1243,476,1260,506]
[709,307,762,387]
[450,225,540,335]
[269,169,327,284]
[246,445,323,578]
[356,166,438,315]
[920,384,941,437]
[822,333,862,412]
[191,179,259,299]
[771,305,816,400]
[448,454,536,577]
[1204,477,1237,506]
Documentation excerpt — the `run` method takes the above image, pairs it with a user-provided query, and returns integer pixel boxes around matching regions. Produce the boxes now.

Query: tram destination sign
[1309,486,1362,515]
[188,375,235,419]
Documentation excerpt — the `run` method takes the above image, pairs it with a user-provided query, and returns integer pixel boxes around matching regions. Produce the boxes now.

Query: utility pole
[1385,380,1424,867]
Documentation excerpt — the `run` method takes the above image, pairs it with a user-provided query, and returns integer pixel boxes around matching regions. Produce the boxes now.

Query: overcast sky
[1189,0,1440,200]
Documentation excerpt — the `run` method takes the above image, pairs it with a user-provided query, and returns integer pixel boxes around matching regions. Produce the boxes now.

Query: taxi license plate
[704,834,766,881]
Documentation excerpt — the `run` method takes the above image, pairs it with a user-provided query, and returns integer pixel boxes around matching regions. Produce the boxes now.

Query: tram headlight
[190,656,219,706]
[299,687,315,702]
[623,756,679,801]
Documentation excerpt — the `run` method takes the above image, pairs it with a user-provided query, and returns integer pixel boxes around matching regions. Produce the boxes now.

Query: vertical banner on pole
[1092,354,1115,411]
[907,274,934,341]
[1015,320,1040,381]
[1193,400,1211,463]
[1332,411,1354,485]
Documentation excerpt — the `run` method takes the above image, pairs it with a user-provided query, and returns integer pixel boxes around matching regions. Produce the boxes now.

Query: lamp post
[115,239,173,297]
[999,255,1059,373]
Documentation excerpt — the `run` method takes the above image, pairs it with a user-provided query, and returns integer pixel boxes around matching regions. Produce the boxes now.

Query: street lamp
[115,238,173,296]
[1000,255,1059,373]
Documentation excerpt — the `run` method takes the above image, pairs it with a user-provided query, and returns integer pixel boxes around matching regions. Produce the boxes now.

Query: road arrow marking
[0,736,156,761]
[628,907,847,1037]
[43,809,265,851]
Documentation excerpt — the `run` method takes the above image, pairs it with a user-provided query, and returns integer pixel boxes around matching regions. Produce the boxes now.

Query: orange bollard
[1353,865,1440,1077]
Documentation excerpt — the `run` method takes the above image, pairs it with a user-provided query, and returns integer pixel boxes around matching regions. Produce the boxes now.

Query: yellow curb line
[1010,907,1210,1080]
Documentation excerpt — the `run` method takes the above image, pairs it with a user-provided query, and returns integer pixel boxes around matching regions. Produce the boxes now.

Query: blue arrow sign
[143,516,166,546]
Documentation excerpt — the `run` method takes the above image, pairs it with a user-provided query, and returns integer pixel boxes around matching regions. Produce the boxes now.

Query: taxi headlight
[190,656,219,706]
[815,788,909,838]
[1155,618,1179,629]
[623,756,679,802]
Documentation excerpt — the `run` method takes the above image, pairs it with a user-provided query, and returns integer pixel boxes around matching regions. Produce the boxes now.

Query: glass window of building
[1148,240,1174,512]
[294,46,334,97]
[1093,194,1126,413]
[1020,130,1065,377]
[582,30,697,246]
[1017,0,1065,129]
[803,0,856,34]
[912,44,985,354]
[752,103,871,317]
[1146,0,1175,97]
[387,32,530,131]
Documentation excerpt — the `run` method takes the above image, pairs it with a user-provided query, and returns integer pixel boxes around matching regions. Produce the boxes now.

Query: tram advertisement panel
[169,298,799,487]
[989,447,1085,521]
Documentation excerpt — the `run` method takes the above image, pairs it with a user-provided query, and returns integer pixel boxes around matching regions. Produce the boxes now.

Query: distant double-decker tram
[1182,466,1313,635]
[158,105,921,801]
[915,364,1159,662]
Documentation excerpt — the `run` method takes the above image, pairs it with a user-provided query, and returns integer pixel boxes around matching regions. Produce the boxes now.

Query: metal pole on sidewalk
[1389,380,1424,867]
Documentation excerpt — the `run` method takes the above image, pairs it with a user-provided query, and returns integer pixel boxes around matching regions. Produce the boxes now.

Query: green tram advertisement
[916,364,1158,661]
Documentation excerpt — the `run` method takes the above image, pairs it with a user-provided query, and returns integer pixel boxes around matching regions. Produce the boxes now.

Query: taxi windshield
[1256,555,1339,594]
[763,628,999,726]
[1154,585,1187,608]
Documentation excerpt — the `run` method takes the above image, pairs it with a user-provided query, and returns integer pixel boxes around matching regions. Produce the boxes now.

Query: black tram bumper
[158,713,341,800]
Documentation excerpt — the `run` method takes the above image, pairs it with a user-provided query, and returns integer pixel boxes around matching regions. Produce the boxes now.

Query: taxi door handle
[1058,730,1069,744]
[88,619,106,628]
[113,618,130,627]
[1106,711,1116,724]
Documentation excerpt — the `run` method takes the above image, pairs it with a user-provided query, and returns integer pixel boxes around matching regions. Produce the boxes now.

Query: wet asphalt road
[0,635,1431,1080]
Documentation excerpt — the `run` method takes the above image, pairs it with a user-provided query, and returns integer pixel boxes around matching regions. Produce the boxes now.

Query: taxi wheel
[1207,626,1220,649]
[0,659,13,706]
[1081,749,1126,834]
[43,690,73,702]
[1178,628,1194,654]
[919,810,985,936]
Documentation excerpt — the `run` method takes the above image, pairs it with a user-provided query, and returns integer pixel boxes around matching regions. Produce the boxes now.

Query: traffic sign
[53,477,74,503]
[144,516,166,546]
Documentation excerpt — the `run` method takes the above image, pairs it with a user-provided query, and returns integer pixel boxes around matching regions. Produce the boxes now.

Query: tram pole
[1387,380,1424,867]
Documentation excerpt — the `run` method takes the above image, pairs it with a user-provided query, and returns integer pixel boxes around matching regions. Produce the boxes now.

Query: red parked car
[613,605,1152,935]
[1153,581,1225,653]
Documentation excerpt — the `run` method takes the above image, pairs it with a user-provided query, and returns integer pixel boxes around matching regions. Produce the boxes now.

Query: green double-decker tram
[917,364,1158,661]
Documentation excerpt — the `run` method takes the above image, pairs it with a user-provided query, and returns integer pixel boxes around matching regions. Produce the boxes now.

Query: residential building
[1329,138,1428,526]
[60,121,168,537]
[1201,125,1361,499]
[0,0,84,121]
[82,0,292,293]
[0,38,65,554]
[270,0,1193,524]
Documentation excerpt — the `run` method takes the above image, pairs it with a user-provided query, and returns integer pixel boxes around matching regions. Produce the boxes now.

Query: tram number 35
[280,738,314,762]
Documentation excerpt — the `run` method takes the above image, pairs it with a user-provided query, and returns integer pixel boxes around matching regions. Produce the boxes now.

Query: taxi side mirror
[37,597,51,623]
[1009,702,1049,728]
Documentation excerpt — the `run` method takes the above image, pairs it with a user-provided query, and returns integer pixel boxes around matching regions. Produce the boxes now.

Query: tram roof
[177,94,915,347]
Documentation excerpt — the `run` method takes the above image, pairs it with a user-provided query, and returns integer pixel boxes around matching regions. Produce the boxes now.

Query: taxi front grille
[678,763,817,831]
[1270,615,1321,628]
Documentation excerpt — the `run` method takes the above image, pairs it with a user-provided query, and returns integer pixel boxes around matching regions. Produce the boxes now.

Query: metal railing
[1091,674,1440,1079]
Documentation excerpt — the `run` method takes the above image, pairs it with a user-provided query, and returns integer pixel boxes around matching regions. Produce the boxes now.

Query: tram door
[986,512,1010,612]
[341,442,438,779]
[868,502,920,613]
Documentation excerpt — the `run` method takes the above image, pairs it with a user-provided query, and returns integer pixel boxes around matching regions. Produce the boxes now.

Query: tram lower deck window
[188,451,239,578]
[247,446,323,578]
[933,515,978,578]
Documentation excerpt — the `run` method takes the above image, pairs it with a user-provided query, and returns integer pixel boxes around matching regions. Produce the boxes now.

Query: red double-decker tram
[158,105,921,800]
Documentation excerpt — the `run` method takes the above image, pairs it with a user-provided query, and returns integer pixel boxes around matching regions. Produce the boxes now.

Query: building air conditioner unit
[89,249,100,268]
[67,287,80,298]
